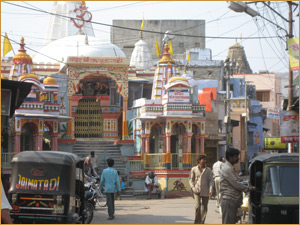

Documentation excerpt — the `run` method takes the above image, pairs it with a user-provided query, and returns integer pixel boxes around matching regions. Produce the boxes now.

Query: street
[91,197,246,224]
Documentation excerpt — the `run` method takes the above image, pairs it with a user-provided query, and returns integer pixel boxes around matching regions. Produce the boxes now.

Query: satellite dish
[162,30,175,43]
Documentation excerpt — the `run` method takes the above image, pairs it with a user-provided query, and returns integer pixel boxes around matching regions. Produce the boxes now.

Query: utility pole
[228,1,298,153]
[288,1,294,153]
[224,58,234,149]
[244,77,248,171]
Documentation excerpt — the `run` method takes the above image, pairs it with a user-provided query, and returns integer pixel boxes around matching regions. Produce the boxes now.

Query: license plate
[53,205,64,214]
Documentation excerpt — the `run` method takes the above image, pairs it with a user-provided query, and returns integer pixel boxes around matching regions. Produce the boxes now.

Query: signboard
[264,137,287,150]
[168,90,189,103]
[287,37,299,71]
[267,108,280,119]
[1,89,11,116]
[280,111,299,143]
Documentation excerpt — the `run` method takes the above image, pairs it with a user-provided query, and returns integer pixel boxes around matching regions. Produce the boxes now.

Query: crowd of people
[1,148,255,224]
[189,148,256,224]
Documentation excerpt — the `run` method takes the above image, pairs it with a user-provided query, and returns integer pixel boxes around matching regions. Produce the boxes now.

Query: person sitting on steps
[144,171,160,199]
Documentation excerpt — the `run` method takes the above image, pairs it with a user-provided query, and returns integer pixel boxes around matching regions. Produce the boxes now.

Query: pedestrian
[1,181,13,224]
[212,157,224,212]
[100,158,121,220]
[189,155,213,224]
[144,171,159,199]
[84,156,97,177]
[219,148,256,224]
[89,151,99,174]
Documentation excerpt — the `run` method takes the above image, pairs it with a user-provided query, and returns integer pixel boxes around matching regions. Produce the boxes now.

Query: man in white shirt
[1,181,12,224]
[212,157,224,210]
[144,171,159,199]
[90,151,98,173]
[189,155,213,224]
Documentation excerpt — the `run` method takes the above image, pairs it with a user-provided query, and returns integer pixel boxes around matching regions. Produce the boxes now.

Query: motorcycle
[84,175,106,208]
[84,192,94,224]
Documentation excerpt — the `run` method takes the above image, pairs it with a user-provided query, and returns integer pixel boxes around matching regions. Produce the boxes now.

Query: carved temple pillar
[51,134,58,151]
[200,136,205,154]
[184,133,192,168]
[165,134,171,169]
[36,134,43,151]
[14,133,21,153]
[122,98,128,140]
[195,135,200,154]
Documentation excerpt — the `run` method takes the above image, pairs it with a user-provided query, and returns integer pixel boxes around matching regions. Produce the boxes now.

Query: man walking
[189,155,213,224]
[219,148,255,224]
[90,151,98,174]
[212,157,224,212]
[100,158,121,220]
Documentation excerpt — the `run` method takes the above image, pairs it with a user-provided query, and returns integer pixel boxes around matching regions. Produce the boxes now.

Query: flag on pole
[187,49,191,62]
[140,15,144,30]
[169,41,173,56]
[155,36,161,58]
[3,32,13,57]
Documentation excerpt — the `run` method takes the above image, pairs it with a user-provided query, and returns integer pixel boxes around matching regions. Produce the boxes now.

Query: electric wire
[2,1,284,40]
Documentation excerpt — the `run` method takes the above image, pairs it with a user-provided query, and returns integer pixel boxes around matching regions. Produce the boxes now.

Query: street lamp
[228,1,297,152]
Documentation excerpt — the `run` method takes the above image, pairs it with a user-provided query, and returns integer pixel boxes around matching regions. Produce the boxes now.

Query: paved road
[91,197,248,224]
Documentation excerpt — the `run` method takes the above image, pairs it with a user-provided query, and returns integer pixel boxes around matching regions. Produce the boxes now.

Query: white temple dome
[33,34,126,64]
[130,39,153,71]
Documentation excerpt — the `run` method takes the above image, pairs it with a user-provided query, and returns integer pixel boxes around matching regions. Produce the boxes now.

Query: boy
[100,158,121,220]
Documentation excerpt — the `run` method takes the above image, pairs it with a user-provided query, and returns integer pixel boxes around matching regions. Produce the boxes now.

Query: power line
[2,1,284,40]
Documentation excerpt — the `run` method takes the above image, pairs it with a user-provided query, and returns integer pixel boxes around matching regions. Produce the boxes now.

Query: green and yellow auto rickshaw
[249,153,299,224]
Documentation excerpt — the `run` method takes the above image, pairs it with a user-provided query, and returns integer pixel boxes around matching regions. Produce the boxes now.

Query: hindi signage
[168,90,189,103]
[280,111,299,143]
[267,108,280,119]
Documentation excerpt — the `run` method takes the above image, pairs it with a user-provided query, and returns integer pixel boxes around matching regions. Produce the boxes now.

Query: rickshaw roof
[251,153,299,164]
[12,151,83,165]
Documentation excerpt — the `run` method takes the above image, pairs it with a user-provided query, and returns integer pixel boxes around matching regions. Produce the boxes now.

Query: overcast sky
[1,1,299,74]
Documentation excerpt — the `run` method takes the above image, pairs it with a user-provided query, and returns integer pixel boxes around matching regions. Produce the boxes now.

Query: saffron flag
[3,32,13,57]
[169,41,173,56]
[287,37,299,71]
[187,49,191,62]
[155,36,161,58]
[140,15,144,30]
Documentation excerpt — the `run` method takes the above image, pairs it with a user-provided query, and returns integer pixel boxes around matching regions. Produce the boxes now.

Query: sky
[1,1,299,74]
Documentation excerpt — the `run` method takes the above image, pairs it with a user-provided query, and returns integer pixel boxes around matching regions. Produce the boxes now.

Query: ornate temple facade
[129,44,208,192]
[5,37,70,154]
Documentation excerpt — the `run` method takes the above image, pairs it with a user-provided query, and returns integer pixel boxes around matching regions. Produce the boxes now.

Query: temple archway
[149,124,163,154]
[21,123,37,151]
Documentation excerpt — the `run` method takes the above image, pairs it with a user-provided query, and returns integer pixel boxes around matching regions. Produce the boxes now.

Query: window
[247,131,254,145]
[256,91,270,102]
[110,87,121,106]
[263,166,299,196]
[191,52,199,60]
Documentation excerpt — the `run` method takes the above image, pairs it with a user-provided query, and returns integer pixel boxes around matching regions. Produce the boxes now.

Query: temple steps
[72,141,126,176]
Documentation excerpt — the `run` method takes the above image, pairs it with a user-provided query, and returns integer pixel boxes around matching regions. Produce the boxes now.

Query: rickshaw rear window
[32,169,46,176]
[264,166,299,196]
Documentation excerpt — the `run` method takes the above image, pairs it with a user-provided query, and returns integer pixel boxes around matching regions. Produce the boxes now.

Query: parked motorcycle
[83,199,94,224]
[85,174,107,208]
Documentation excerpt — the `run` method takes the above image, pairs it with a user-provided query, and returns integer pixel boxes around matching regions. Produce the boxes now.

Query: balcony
[129,153,201,172]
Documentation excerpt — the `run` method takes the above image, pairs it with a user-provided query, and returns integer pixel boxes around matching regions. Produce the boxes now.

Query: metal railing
[129,153,201,171]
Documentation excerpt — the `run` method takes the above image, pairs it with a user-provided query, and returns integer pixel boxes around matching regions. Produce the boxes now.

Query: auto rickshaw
[249,153,299,224]
[8,151,85,224]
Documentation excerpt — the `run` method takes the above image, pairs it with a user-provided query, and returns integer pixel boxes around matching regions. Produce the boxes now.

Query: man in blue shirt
[100,158,121,220]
